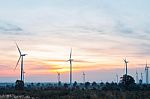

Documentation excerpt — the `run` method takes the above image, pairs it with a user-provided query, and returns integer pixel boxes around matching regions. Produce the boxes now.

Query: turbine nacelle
[123,59,128,64]
[145,62,149,71]
[21,54,27,56]
[145,66,149,70]
[68,59,73,62]
[57,72,60,76]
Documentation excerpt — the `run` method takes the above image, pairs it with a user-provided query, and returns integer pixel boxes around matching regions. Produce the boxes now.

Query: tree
[100,82,104,86]
[92,81,97,90]
[85,82,90,89]
[64,83,68,88]
[120,75,135,86]
[73,81,77,87]
[58,81,61,86]
[92,81,97,86]
[37,83,41,87]
[15,80,24,90]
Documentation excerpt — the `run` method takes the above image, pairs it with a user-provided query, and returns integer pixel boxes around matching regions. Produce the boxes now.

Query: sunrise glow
[0,0,150,83]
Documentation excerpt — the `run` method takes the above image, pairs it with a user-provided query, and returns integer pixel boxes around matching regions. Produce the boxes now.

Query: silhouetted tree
[85,82,90,89]
[110,82,116,86]
[92,81,97,86]
[139,79,142,85]
[37,83,41,87]
[73,81,77,87]
[15,80,24,90]
[120,75,135,86]
[100,82,104,86]
[31,83,34,86]
[106,82,110,86]
[58,81,61,86]
[64,83,68,88]
[91,81,97,89]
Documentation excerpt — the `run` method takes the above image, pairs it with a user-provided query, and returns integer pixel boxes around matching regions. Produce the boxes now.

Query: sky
[0,0,150,83]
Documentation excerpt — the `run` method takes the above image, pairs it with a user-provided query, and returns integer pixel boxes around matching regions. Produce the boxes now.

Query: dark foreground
[0,89,150,99]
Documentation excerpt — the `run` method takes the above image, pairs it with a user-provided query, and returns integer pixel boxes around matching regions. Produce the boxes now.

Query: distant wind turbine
[116,74,118,84]
[68,48,73,87]
[140,72,143,84]
[14,43,27,81]
[83,72,85,84]
[136,71,139,84]
[57,72,60,83]
[141,73,143,82]
[123,58,129,76]
[145,61,149,84]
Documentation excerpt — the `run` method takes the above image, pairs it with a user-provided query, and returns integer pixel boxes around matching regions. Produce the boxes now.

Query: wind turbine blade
[15,43,21,55]
[123,58,125,62]
[123,58,128,63]
[70,48,72,59]
[14,56,21,70]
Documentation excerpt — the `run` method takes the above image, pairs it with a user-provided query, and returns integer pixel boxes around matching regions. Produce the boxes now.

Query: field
[0,89,150,99]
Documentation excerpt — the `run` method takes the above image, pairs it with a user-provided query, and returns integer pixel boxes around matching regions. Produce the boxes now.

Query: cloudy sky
[0,0,150,83]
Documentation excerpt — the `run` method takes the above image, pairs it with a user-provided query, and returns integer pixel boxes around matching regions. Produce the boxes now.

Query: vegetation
[0,75,149,99]
[15,80,24,90]
[0,88,150,99]
[0,83,150,98]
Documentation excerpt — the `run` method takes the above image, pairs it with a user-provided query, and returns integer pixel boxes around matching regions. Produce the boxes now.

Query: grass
[0,89,150,99]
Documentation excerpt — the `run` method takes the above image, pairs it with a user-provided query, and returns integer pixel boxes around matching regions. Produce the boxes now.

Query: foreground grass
[0,89,150,99]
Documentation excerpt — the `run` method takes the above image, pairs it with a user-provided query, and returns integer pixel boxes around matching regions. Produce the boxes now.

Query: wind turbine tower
[123,58,129,76]
[136,71,139,84]
[23,71,25,82]
[15,43,27,81]
[116,74,118,84]
[68,48,73,87]
[145,62,149,84]
[83,72,85,84]
[140,72,143,84]
[141,73,143,82]
[57,72,60,83]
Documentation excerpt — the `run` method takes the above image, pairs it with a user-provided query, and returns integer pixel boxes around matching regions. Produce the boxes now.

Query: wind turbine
[136,71,139,84]
[68,48,73,87]
[141,73,143,82]
[116,74,118,84]
[123,58,129,76]
[57,72,60,83]
[145,61,149,84]
[14,43,27,81]
[140,72,143,84]
[83,72,85,84]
